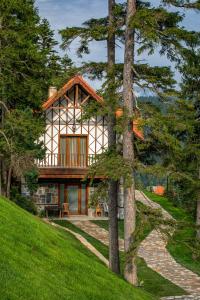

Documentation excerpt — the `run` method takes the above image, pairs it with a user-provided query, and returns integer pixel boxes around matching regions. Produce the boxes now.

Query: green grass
[0,196,157,300]
[144,191,200,276]
[55,220,185,298]
[144,191,191,221]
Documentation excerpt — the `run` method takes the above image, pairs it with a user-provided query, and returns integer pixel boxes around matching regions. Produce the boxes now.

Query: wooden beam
[75,84,79,104]
[64,94,72,103]
[50,106,67,110]
[81,95,90,105]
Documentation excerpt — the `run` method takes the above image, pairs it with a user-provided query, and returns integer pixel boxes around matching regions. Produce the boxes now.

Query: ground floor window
[34,184,58,205]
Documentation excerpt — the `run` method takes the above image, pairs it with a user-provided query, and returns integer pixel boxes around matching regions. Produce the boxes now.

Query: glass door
[59,136,87,167]
[66,184,87,215]
[67,185,80,214]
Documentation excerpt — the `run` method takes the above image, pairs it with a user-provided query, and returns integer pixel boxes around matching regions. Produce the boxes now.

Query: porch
[34,179,106,217]
[49,215,108,221]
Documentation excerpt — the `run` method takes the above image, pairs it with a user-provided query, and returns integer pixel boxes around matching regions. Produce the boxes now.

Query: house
[26,75,143,216]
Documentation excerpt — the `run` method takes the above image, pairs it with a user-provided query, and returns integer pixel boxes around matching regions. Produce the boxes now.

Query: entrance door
[67,184,80,214]
[66,184,87,215]
[60,135,87,167]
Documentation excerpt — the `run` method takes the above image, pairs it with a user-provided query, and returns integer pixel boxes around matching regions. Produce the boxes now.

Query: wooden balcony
[37,153,104,180]
[37,154,101,179]
[37,153,97,168]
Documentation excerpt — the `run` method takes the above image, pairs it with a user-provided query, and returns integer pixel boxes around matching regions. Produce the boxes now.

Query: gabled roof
[43,75,144,140]
[42,75,103,110]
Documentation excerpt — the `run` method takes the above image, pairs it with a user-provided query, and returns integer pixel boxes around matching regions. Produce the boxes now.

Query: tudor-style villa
[24,75,142,216]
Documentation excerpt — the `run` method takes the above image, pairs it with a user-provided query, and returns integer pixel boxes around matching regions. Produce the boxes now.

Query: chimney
[48,86,57,98]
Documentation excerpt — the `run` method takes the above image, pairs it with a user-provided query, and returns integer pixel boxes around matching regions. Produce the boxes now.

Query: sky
[35,0,200,91]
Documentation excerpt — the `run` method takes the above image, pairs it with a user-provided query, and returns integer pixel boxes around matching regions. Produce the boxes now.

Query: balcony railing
[37,153,97,168]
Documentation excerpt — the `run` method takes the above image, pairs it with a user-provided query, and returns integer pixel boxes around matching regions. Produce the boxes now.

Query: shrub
[12,193,38,215]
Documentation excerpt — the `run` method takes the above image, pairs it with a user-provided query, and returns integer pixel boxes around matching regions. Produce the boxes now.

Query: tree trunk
[196,200,200,239]
[107,0,120,274]
[197,167,200,239]
[6,166,12,198]
[123,0,137,285]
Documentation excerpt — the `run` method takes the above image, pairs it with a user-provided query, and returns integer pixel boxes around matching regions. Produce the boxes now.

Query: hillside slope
[0,197,155,300]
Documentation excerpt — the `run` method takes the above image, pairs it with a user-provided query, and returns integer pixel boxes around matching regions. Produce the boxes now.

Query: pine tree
[107,0,120,274]
[123,0,137,285]
[0,0,62,197]
[178,49,200,239]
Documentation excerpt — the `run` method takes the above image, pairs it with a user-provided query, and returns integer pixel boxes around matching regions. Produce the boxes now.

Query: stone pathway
[70,190,200,296]
[138,229,200,295]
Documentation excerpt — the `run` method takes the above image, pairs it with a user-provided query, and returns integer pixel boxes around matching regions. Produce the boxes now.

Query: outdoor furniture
[62,203,69,217]
[45,205,60,218]
[95,204,102,217]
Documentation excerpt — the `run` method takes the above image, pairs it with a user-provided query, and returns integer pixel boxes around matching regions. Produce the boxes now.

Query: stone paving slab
[162,296,200,300]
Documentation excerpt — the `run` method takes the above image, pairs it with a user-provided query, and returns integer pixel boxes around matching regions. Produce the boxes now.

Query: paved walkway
[70,190,200,296]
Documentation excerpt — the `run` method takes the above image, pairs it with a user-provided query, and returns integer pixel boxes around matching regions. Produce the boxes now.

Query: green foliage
[88,181,108,208]
[137,98,200,214]
[0,0,57,109]
[0,108,45,179]
[162,0,200,9]
[87,149,133,187]
[10,187,37,215]
[0,0,75,195]
[24,168,39,195]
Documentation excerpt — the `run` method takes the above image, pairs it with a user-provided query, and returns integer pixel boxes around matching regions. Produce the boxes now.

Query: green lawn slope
[0,196,155,300]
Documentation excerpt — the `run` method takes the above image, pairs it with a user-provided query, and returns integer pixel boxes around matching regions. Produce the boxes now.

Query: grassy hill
[0,196,155,300]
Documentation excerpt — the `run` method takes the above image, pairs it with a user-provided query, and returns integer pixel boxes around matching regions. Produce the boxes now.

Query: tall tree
[0,0,61,197]
[123,0,137,285]
[107,0,120,274]
[178,49,200,239]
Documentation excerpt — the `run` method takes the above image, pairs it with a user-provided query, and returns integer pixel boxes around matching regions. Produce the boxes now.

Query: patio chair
[95,204,102,217]
[62,203,69,218]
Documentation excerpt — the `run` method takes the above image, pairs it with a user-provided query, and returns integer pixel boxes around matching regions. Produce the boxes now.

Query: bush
[12,193,38,215]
